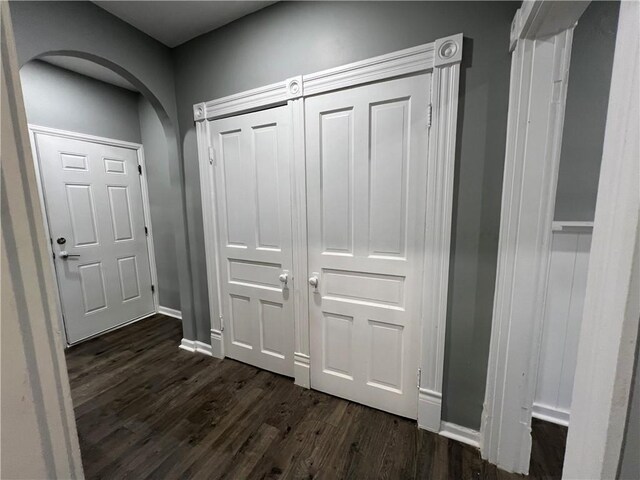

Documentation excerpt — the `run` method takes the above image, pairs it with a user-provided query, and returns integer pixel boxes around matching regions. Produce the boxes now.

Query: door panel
[306,74,431,418]
[34,133,154,343]
[209,106,294,377]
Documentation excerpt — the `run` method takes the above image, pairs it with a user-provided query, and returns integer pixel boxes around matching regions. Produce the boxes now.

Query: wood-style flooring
[66,314,567,479]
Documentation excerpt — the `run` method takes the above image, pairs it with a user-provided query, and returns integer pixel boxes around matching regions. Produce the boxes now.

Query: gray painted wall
[20,60,141,143]
[10,1,196,339]
[173,1,519,429]
[139,97,181,310]
[555,1,619,221]
[20,59,181,312]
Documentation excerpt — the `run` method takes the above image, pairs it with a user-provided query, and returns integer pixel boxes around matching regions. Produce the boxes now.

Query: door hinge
[219,314,224,332]
[417,368,422,389]
[151,284,155,293]
[426,104,432,129]
[138,164,142,175]
[144,226,148,236]
[208,146,215,166]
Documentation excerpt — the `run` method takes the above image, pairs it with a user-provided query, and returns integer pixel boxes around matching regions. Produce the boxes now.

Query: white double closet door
[209,73,431,419]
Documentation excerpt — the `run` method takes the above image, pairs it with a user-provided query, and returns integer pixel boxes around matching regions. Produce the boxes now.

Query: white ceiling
[41,56,139,91]
[93,1,277,48]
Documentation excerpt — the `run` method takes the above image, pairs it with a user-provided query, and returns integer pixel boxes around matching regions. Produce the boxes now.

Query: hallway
[66,315,566,479]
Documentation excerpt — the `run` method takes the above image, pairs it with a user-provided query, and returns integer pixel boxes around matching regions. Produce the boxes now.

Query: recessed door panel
[35,132,155,343]
[306,74,431,419]
[107,185,134,241]
[65,184,99,246]
[209,106,294,377]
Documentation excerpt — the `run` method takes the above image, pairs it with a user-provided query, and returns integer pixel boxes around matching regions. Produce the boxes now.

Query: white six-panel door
[209,106,295,377]
[33,132,155,344]
[305,74,432,418]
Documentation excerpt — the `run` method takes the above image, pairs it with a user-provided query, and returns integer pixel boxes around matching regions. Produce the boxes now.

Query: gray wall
[10,1,195,336]
[174,1,519,429]
[555,1,619,221]
[139,97,181,310]
[20,60,141,143]
[20,59,181,312]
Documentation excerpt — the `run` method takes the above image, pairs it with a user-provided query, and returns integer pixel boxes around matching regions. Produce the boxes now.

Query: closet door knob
[308,276,319,288]
[279,273,288,285]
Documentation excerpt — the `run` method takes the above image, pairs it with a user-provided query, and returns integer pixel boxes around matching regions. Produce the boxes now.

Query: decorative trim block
[157,306,182,320]
[434,33,463,68]
[294,352,310,388]
[193,102,206,122]
[440,422,481,448]
[286,76,303,99]
[210,329,224,359]
[418,388,442,432]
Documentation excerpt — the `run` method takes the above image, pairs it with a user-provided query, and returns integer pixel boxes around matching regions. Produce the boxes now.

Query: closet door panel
[305,74,431,419]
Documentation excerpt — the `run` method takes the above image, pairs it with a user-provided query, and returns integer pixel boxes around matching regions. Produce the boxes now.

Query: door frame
[194,33,463,432]
[28,124,160,346]
[481,0,640,476]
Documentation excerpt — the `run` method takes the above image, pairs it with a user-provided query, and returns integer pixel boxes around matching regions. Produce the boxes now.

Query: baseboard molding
[439,421,481,449]
[158,306,182,320]
[418,388,442,432]
[294,352,310,388]
[178,338,212,357]
[532,403,570,426]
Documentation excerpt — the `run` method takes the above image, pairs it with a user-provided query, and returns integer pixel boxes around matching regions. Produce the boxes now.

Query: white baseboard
[158,306,182,320]
[532,403,570,426]
[179,338,212,356]
[439,421,481,448]
[418,388,442,432]
[294,352,310,388]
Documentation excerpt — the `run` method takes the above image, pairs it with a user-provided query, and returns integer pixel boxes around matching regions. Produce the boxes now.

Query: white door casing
[194,34,462,430]
[208,106,295,377]
[32,129,156,344]
[305,74,431,419]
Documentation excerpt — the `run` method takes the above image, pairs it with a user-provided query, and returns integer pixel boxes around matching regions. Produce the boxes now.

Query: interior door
[33,131,155,344]
[305,74,431,418]
[209,106,294,377]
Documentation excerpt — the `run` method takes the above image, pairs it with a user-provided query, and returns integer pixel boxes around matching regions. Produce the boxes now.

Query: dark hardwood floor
[66,314,567,479]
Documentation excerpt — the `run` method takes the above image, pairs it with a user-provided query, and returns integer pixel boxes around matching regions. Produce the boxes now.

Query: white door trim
[562,2,640,477]
[28,124,160,346]
[194,33,463,427]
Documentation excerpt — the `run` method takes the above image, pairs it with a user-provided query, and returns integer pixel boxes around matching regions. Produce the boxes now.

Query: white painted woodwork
[305,74,431,419]
[481,7,576,472]
[195,34,462,429]
[533,228,592,426]
[2,4,83,475]
[33,132,155,344]
[563,2,640,477]
[208,106,294,377]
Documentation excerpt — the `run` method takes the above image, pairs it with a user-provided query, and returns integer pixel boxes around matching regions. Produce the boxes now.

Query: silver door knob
[308,276,319,288]
[59,251,80,259]
[279,273,288,286]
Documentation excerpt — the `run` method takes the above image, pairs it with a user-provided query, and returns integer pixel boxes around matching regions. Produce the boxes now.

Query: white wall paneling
[480,2,583,472]
[533,225,592,426]
[28,125,160,345]
[194,33,463,429]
